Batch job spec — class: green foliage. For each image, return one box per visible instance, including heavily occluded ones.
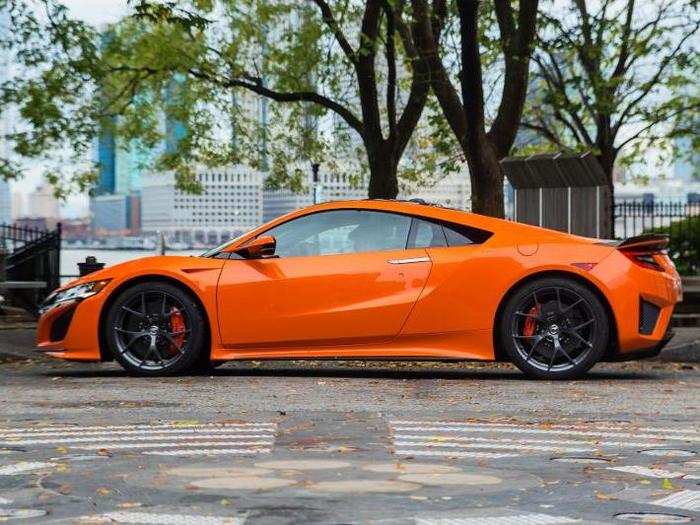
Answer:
[1,0,456,199]
[521,0,700,178]
[646,216,700,276]
[0,0,101,195]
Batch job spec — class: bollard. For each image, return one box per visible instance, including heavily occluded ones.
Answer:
[77,256,105,277]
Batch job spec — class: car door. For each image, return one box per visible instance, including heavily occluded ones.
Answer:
[217,209,432,348]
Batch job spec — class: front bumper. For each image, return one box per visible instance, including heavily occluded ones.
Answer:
[36,296,103,361]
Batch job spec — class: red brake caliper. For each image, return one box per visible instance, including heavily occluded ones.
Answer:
[167,307,186,355]
[523,305,540,337]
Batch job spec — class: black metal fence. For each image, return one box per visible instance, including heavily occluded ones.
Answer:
[613,201,700,239]
[614,201,699,275]
[1,223,62,306]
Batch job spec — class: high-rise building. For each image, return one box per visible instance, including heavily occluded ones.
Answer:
[262,165,367,222]
[26,183,60,227]
[399,169,471,210]
[95,122,117,195]
[262,164,472,222]
[141,165,264,245]
[90,193,140,236]
[0,179,10,225]
[10,190,23,220]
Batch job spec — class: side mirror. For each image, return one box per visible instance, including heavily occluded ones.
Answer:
[227,235,276,259]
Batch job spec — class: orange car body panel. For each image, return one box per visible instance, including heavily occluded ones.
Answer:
[36,199,682,363]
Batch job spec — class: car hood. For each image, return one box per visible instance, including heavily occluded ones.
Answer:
[58,255,223,291]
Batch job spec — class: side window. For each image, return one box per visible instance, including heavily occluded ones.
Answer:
[443,223,474,246]
[410,219,447,248]
[408,218,492,248]
[264,210,412,257]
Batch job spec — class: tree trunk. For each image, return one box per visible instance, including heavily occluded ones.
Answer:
[366,144,399,199]
[596,145,617,238]
[467,138,505,217]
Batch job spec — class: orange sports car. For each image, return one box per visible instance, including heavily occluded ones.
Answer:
[36,199,682,379]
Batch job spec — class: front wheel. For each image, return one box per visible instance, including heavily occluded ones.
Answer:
[499,277,609,380]
[103,282,207,376]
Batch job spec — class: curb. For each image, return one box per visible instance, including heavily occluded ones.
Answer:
[654,340,700,363]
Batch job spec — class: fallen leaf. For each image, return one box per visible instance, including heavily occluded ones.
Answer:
[595,491,617,501]
[117,502,142,509]
[661,478,676,490]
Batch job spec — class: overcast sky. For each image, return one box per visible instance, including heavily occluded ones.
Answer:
[10,1,130,218]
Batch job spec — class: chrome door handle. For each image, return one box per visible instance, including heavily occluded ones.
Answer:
[387,257,431,265]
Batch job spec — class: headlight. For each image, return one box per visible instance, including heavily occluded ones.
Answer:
[40,280,111,313]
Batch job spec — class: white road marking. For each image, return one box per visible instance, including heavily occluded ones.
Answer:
[394,440,595,453]
[78,511,245,524]
[74,440,274,451]
[0,461,56,475]
[393,449,519,459]
[0,422,274,435]
[393,433,659,449]
[0,433,274,446]
[415,513,580,524]
[0,497,12,505]
[0,421,277,457]
[144,448,272,456]
[390,424,700,443]
[0,427,273,439]
[390,420,698,461]
[393,420,699,436]
[652,490,700,511]
[607,465,693,478]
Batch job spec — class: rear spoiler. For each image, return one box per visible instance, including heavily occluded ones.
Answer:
[605,233,670,252]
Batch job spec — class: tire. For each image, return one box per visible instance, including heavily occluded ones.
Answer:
[103,281,207,377]
[498,277,609,380]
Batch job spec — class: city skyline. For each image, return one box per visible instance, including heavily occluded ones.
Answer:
[3,0,128,220]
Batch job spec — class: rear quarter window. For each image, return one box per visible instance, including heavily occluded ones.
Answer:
[409,218,492,248]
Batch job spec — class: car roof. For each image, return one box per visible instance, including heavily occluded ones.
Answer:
[223,198,581,252]
[298,199,509,231]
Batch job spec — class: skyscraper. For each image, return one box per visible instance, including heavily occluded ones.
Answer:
[95,121,117,195]
[0,179,10,225]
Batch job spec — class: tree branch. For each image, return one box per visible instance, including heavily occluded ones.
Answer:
[309,0,357,64]
[187,68,363,133]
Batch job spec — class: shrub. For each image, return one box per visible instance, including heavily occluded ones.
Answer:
[646,215,700,276]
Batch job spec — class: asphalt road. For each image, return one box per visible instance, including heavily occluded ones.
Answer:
[0,331,699,524]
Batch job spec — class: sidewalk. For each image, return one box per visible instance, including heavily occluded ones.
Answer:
[1,327,698,364]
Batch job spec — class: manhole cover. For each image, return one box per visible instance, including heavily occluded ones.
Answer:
[551,456,612,464]
[639,449,697,458]
[0,509,48,519]
[615,512,692,523]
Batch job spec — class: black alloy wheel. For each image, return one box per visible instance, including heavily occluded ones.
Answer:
[500,277,609,379]
[104,282,206,376]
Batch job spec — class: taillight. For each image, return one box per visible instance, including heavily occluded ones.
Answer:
[617,234,669,271]
[622,250,665,271]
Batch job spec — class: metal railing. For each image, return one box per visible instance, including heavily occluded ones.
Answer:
[613,201,700,239]
[1,223,62,311]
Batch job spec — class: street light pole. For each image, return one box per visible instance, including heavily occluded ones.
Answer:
[311,162,322,204]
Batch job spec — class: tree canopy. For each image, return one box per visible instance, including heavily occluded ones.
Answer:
[522,0,699,184]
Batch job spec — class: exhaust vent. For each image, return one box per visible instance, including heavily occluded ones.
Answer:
[639,299,660,336]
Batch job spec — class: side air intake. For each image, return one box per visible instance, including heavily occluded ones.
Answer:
[639,299,660,336]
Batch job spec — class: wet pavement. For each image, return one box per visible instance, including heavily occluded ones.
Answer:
[0,336,698,524]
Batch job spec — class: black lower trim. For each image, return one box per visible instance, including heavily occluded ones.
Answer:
[610,329,675,362]
[49,304,77,342]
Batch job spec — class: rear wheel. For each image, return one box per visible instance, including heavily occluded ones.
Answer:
[104,282,206,376]
[499,277,609,380]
